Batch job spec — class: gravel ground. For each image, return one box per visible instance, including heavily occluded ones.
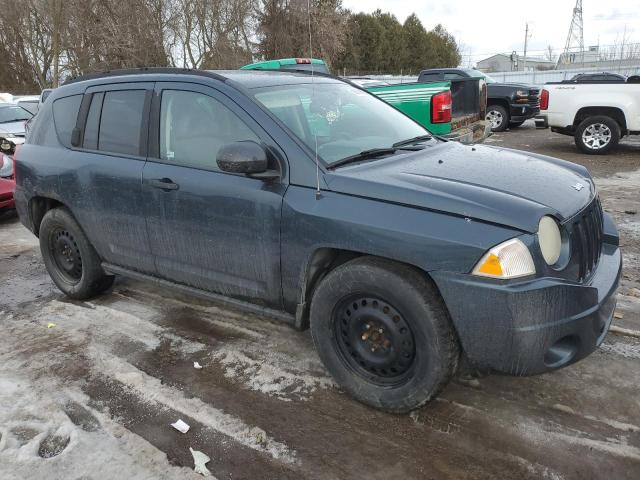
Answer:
[0,122,639,479]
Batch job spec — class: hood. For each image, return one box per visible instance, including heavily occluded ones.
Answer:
[324,142,594,233]
[0,121,27,136]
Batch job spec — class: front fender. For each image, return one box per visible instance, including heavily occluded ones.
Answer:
[280,186,520,312]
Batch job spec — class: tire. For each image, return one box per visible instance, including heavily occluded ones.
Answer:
[486,105,509,132]
[39,207,114,300]
[509,120,525,128]
[574,115,620,155]
[310,256,460,413]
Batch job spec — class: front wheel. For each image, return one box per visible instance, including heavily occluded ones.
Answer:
[574,115,620,155]
[486,105,509,132]
[39,207,114,300]
[310,257,460,413]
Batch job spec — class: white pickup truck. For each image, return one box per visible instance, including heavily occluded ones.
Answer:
[538,78,640,154]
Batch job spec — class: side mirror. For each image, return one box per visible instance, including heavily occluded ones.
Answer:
[217,141,269,174]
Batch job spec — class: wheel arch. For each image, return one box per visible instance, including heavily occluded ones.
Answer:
[29,196,65,236]
[573,107,627,133]
[295,248,444,331]
[487,98,510,111]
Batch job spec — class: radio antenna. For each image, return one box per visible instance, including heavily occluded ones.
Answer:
[307,0,321,199]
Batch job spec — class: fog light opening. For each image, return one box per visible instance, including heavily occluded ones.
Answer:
[544,336,579,368]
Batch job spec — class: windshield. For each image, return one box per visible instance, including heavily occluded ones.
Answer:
[0,105,33,123]
[253,82,429,165]
[464,69,496,83]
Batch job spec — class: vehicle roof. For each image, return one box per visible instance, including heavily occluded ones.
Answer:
[215,70,340,89]
[420,68,465,73]
[61,67,342,91]
[240,58,326,70]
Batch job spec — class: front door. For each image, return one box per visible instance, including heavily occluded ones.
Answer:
[142,82,286,307]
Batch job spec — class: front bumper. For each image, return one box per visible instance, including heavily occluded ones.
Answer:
[431,238,622,376]
[509,104,540,122]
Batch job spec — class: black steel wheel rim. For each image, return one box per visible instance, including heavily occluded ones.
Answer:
[49,228,83,283]
[333,295,416,386]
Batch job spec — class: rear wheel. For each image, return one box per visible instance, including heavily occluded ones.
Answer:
[310,257,460,413]
[574,115,620,155]
[486,105,509,132]
[39,207,114,299]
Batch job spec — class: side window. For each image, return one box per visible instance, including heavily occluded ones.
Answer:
[159,89,259,172]
[98,90,146,156]
[83,92,104,150]
[52,95,82,148]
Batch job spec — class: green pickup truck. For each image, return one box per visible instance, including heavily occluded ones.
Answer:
[241,59,490,144]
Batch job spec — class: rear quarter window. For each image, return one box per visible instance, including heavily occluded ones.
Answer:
[52,95,82,148]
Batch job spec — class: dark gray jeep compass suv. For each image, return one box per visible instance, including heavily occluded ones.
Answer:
[15,68,621,412]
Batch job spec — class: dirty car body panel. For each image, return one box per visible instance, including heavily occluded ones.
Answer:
[15,68,620,381]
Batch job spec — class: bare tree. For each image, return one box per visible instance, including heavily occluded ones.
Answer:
[257,0,346,66]
[545,45,556,63]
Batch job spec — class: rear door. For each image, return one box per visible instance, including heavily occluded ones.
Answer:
[142,82,287,307]
[71,82,156,273]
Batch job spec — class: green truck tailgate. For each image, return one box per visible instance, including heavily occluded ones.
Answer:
[366,82,451,135]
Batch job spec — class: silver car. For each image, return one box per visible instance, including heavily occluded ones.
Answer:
[0,103,33,153]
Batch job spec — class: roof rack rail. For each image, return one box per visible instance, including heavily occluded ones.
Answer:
[62,67,227,86]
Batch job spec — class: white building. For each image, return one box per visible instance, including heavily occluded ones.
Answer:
[476,54,556,73]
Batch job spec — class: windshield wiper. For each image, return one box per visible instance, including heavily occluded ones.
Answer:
[328,148,399,170]
[392,134,434,148]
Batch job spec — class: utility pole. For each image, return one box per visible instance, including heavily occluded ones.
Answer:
[522,23,529,72]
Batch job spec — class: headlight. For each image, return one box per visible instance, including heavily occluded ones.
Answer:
[538,216,562,265]
[472,238,535,279]
[0,153,13,177]
[515,90,528,97]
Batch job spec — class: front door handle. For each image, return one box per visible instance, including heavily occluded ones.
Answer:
[149,178,179,191]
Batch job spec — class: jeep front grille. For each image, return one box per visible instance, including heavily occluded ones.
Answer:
[568,197,604,281]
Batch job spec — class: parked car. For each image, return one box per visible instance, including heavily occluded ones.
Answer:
[15,68,621,412]
[538,80,640,154]
[0,103,32,155]
[14,95,41,115]
[40,88,53,104]
[564,72,627,84]
[418,68,541,132]
[0,154,16,217]
[363,75,490,144]
[241,57,330,74]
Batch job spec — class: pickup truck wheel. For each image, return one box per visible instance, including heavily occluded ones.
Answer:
[39,207,114,300]
[310,257,460,413]
[575,116,620,154]
[486,105,509,132]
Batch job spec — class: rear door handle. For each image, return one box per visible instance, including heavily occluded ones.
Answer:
[149,178,179,191]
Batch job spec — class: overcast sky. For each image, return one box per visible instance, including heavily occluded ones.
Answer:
[341,0,639,65]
